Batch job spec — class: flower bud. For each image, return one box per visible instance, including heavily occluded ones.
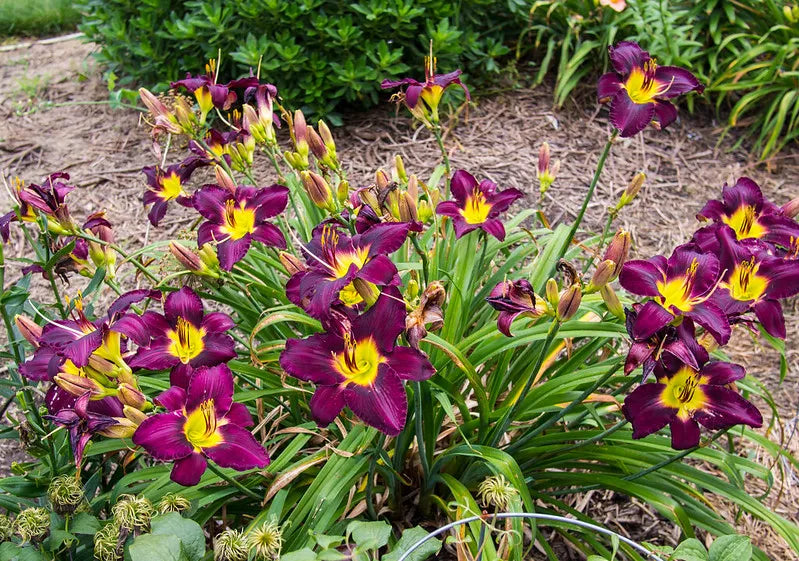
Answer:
[353,278,380,306]
[336,180,349,204]
[603,229,631,279]
[292,110,309,157]
[173,97,198,135]
[359,188,381,214]
[557,284,582,321]
[405,278,420,300]
[139,88,170,120]
[215,166,237,192]
[170,242,203,272]
[618,172,645,209]
[300,171,334,210]
[782,196,799,219]
[93,521,123,561]
[248,520,283,560]
[600,284,624,320]
[123,404,148,425]
[545,278,559,308]
[589,259,616,290]
[198,243,221,273]
[478,474,518,511]
[98,417,137,439]
[279,251,306,276]
[308,126,328,161]
[156,493,192,514]
[418,200,433,223]
[48,474,84,515]
[112,495,153,533]
[398,192,418,223]
[15,315,42,347]
[537,142,559,194]
[15,507,50,543]
[214,528,249,561]
[117,383,147,410]
[318,120,336,154]
[54,371,106,399]
[375,169,390,193]
[394,154,408,183]
[407,174,419,200]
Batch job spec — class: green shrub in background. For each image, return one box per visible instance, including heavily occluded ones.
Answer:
[77,0,524,122]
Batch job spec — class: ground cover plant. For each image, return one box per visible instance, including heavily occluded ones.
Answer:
[0,40,798,561]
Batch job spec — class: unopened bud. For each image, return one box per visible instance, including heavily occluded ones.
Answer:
[353,278,380,306]
[170,242,203,271]
[215,166,236,192]
[279,252,306,276]
[398,192,418,223]
[619,172,645,208]
[557,284,582,321]
[48,474,84,515]
[15,315,42,347]
[138,88,170,119]
[293,110,308,156]
[54,372,106,398]
[603,229,631,279]
[537,142,559,194]
[376,169,390,192]
[590,260,616,289]
[782,196,799,219]
[394,154,408,183]
[359,189,381,213]
[600,284,624,320]
[173,97,197,134]
[117,383,147,410]
[418,200,433,223]
[15,507,50,543]
[308,127,328,161]
[318,120,336,153]
[198,244,221,273]
[545,278,559,308]
[300,171,334,210]
[407,174,419,200]
[406,278,420,300]
[336,180,349,203]
[784,4,796,22]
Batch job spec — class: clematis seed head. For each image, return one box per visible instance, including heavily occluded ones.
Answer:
[156,493,192,514]
[112,494,153,533]
[248,520,283,560]
[0,514,12,541]
[93,521,123,561]
[214,528,249,561]
[48,474,84,515]
[15,507,50,543]
[478,474,517,511]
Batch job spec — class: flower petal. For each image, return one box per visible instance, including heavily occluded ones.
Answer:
[622,382,675,439]
[693,386,763,430]
[355,222,410,257]
[685,301,731,345]
[435,201,462,218]
[155,386,187,412]
[608,41,649,75]
[449,170,477,204]
[386,346,435,381]
[669,417,701,449]
[252,223,286,249]
[128,339,178,371]
[487,187,523,214]
[253,184,289,219]
[280,335,342,385]
[186,364,234,416]
[225,402,254,428]
[654,66,704,97]
[193,185,229,221]
[356,255,399,286]
[164,287,204,326]
[133,412,193,460]
[481,219,506,241]
[609,90,656,137]
[652,100,677,129]
[619,259,664,297]
[352,287,405,353]
[170,453,207,486]
[344,368,407,436]
[629,301,674,340]
[205,424,270,470]
[201,312,235,333]
[217,237,252,271]
[753,299,786,339]
[701,361,745,385]
[597,73,622,101]
[191,333,237,367]
[309,385,346,427]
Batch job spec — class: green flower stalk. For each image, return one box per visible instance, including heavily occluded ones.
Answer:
[15,507,50,543]
[248,520,283,560]
[214,528,249,561]
[93,521,123,561]
[111,495,153,533]
[156,493,192,514]
[48,474,84,515]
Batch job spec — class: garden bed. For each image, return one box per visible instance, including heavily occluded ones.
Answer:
[1,35,797,560]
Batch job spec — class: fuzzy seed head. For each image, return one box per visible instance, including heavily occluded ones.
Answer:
[214,528,249,561]
[156,493,192,514]
[248,520,283,560]
[478,475,517,511]
[48,474,84,515]
[111,494,153,532]
[93,521,123,561]
[15,507,50,543]
[0,514,12,541]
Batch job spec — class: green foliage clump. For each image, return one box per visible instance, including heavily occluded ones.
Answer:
[0,0,80,38]
[77,0,520,120]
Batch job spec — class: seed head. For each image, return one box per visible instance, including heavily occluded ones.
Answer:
[248,520,283,560]
[214,528,249,561]
[93,521,123,561]
[478,475,517,511]
[156,493,192,515]
[48,474,84,515]
[15,507,50,543]
[111,494,153,533]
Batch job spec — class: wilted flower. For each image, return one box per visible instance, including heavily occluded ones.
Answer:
[436,170,523,241]
[280,288,435,435]
[624,305,702,380]
[597,42,703,137]
[14,507,50,543]
[128,287,236,387]
[478,474,518,511]
[623,357,762,449]
[248,520,283,560]
[486,279,548,337]
[142,157,206,226]
[45,392,119,467]
[133,364,270,486]
[48,474,85,515]
[193,184,288,270]
[214,528,249,561]
[111,494,153,533]
[405,281,446,348]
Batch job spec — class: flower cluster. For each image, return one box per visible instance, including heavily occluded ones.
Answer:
[619,177,799,448]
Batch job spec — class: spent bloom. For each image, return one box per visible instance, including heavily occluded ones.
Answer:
[436,170,523,241]
[597,41,704,137]
[280,288,435,435]
[194,184,289,270]
[214,528,250,561]
[486,279,548,337]
[48,474,85,515]
[624,305,701,380]
[133,364,270,486]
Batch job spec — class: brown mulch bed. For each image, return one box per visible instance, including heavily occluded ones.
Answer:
[1,36,798,560]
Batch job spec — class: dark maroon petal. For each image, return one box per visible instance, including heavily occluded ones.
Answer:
[496,312,519,337]
[652,100,678,129]
[722,177,763,213]
[487,188,523,214]
[452,217,481,239]
[696,200,726,222]
[693,386,762,430]
[201,312,235,333]
[759,214,799,248]
[405,84,422,108]
[155,386,187,412]
[170,453,207,486]
[148,200,170,227]
[217,237,252,271]
[343,369,407,436]
[380,77,421,90]
[662,338,702,373]
[654,66,704,98]
[193,185,229,221]
[63,330,104,367]
[700,361,745,385]
[197,222,219,246]
[629,301,674,340]
[669,417,701,449]
[623,382,675,440]
[164,287,204,326]
[481,219,506,241]
[191,333,237,367]
[252,223,286,249]
[435,201,462,218]
[205,424,269,470]
[109,289,161,317]
[356,255,399,286]
[597,73,622,101]
[608,41,649,75]
[171,74,210,92]
[112,314,151,347]
[252,185,289,219]
[685,301,730,345]
[170,364,194,388]
[449,170,478,204]
[89,395,124,417]
[186,364,234,416]
[355,222,410,257]
[385,347,435,381]
[309,385,346,427]
[761,258,799,299]
[666,248,719,297]
[128,339,178,371]
[140,311,171,336]
[133,413,193,460]
[624,341,654,375]
[226,402,254,428]
[19,347,60,381]
[286,272,304,306]
[280,336,342,385]
[609,90,656,137]
[298,270,354,319]
[619,259,664,297]
[753,299,785,339]
[352,286,405,352]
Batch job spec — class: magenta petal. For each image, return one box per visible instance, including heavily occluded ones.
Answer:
[309,385,346,427]
[652,100,678,129]
[355,222,410,257]
[253,185,289,219]
[609,41,648,75]
[487,188,523,214]
[654,66,704,97]
[193,185,229,221]
[452,217,481,239]
[629,301,673,340]
[112,314,151,347]
[386,347,435,381]
[20,347,60,381]
[597,73,622,100]
[666,248,719,297]
[753,299,786,339]
[619,259,663,297]
[298,270,353,319]
[226,402,254,428]
[128,339,178,371]
[685,302,730,345]
[449,170,477,204]
[622,383,675,439]
[357,255,399,286]
[609,91,656,137]
[352,286,405,352]
[191,333,237,367]
[217,237,252,270]
[155,386,187,412]
[63,329,104,367]
[693,386,762,430]
[133,413,193,460]
[344,368,407,436]
[252,223,286,249]
[198,222,219,246]
[761,259,799,300]
[165,287,204,326]
[201,312,235,333]
[435,201,462,218]
[171,453,207,486]
[186,364,234,416]
[205,424,270,470]
[280,336,342,385]
[108,289,161,317]
[405,84,422,108]
[669,417,701,449]
[481,219,506,241]
[170,364,194,388]
[624,341,654,375]
[701,361,745,385]
[147,200,168,226]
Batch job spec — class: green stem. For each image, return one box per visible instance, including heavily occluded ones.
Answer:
[410,235,429,286]
[432,125,450,191]
[583,212,615,274]
[366,434,386,520]
[414,381,431,485]
[70,232,158,284]
[206,462,262,500]
[487,320,561,447]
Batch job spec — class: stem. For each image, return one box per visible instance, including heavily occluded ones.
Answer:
[366,434,386,520]
[582,212,615,274]
[410,235,429,286]
[432,125,450,191]
[487,321,561,447]
[0,244,23,364]
[414,382,431,485]
[206,462,262,500]
[70,232,158,284]
[559,129,618,264]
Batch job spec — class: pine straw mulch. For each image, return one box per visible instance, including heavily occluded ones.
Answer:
[1,36,798,560]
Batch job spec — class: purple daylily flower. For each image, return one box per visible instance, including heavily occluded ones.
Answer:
[133,364,270,486]
[127,287,236,387]
[280,287,435,436]
[597,41,704,137]
[193,184,288,271]
[436,170,523,241]
[619,245,731,344]
[486,279,547,337]
[622,358,762,450]
[142,156,207,226]
[381,61,470,122]
[171,72,260,112]
[286,222,410,319]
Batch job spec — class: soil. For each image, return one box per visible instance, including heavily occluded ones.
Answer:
[1,36,797,560]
